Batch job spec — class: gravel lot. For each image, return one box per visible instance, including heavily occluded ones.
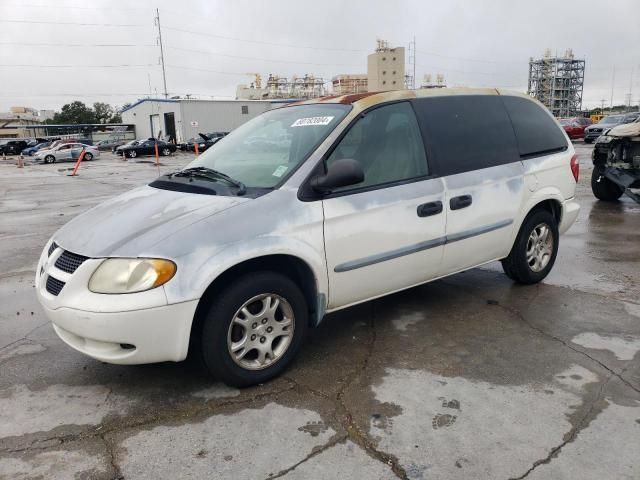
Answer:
[0,144,639,479]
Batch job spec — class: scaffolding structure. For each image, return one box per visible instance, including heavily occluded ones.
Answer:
[528,49,585,117]
[264,74,327,99]
[420,74,446,89]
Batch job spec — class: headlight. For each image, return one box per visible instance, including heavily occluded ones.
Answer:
[89,258,176,294]
[199,143,205,147]
[596,135,613,144]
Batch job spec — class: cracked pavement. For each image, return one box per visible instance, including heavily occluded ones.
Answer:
[1,145,639,479]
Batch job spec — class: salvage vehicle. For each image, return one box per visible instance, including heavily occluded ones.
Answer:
[591,118,640,203]
[22,140,54,156]
[95,139,126,151]
[187,132,228,152]
[584,113,639,143]
[0,139,29,155]
[35,89,579,386]
[118,138,176,158]
[34,143,99,164]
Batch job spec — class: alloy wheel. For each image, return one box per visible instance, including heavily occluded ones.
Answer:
[226,293,295,370]
[526,223,554,272]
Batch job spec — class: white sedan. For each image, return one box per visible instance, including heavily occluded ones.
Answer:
[34,143,99,164]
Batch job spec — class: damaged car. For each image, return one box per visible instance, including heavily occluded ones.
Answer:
[592,118,640,202]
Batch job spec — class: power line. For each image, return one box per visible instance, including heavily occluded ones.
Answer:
[0,41,155,48]
[2,2,147,10]
[0,19,144,27]
[162,25,367,53]
[165,45,358,68]
[416,49,524,65]
[0,64,156,68]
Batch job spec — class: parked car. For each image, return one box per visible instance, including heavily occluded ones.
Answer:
[95,139,126,151]
[0,140,29,155]
[34,143,99,164]
[35,89,579,387]
[186,132,228,152]
[583,113,638,143]
[558,117,592,139]
[118,138,176,158]
[22,140,54,156]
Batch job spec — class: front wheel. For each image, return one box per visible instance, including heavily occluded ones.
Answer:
[584,138,593,144]
[200,271,308,387]
[501,209,559,284]
[44,155,55,164]
[128,150,137,158]
[162,147,171,156]
[591,167,623,201]
[84,152,93,161]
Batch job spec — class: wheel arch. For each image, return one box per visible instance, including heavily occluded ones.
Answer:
[511,191,564,244]
[188,254,323,357]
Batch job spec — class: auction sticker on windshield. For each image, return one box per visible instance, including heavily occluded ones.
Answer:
[272,165,288,177]
[291,116,334,127]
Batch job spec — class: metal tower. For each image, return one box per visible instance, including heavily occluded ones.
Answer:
[527,49,585,117]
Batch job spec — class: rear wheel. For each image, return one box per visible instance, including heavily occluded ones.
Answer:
[199,271,308,387]
[591,167,623,201]
[501,209,558,284]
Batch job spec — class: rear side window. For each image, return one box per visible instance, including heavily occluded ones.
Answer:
[412,95,519,176]
[501,95,567,157]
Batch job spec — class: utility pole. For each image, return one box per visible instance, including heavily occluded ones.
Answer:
[155,8,168,99]
[609,65,615,111]
[406,36,416,90]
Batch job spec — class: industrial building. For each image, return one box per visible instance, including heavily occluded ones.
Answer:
[332,74,368,95]
[121,98,291,142]
[0,107,49,138]
[367,40,405,91]
[236,74,326,101]
[527,49,585,117]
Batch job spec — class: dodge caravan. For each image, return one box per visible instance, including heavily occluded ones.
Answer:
[35,89,580,386]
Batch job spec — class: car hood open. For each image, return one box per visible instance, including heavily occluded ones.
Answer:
[54,185,249,257]
[606,122,640,138]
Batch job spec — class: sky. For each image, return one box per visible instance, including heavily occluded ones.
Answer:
[0,0,639,112]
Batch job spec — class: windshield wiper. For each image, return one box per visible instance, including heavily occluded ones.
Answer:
[170,167,247,195]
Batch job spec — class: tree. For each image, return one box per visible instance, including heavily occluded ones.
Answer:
[51,101,97,124]
[93,102,114,124]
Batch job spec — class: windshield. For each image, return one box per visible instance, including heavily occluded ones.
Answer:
[186,104,350,188]
[559,119,572,126]
[599,115,623,124]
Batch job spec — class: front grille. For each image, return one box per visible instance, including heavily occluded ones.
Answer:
[55,250,88,274]
[590,129,602,133]
[46,276,65,296]
[48,242,57,256]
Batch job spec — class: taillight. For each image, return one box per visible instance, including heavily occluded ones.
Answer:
[570,154,579,182]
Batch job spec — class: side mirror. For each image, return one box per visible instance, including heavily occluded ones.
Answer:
[311,158,364,193]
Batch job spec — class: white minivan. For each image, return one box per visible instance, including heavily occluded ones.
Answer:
[36,89,580,386]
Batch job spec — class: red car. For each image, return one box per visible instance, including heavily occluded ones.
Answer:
[559,117,592,139]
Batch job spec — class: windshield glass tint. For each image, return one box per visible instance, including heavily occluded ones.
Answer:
[600,116,622,124]
[186,104,350,188]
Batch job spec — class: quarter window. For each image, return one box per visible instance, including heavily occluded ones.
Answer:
[413,95,519,176]
[501,95,567,157]
[326,102,428,192]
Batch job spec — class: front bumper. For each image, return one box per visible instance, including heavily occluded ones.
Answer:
[559,197,580,235]
[42,301,198,364]
[35,240,199,364]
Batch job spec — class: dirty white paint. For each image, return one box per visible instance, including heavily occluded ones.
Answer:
[191,384,240,401]
[118,403,335,480]
[0,384,128,438]
[0,448,109,480]
[391,312,425,332]
[571,332,640,361]
[370,368,585,480]
[528,401,640,480]
[623,302,640,319]
[0,341,46,363]
[553,364,600,392]
[281,440,395,479]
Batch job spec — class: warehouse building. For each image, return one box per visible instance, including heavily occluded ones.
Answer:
[121,98,292,143]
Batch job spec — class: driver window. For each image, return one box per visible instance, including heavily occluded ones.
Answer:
[326,102,428,192]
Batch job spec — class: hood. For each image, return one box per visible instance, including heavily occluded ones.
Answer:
[606,122,640,138]
[54,185,250,257]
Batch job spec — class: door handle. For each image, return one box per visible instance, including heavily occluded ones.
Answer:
[450,195,472,210]
[417,201,443,217]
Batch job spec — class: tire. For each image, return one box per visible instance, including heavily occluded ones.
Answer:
[584,138,593,144]
[84,152,93,161]
[591,167,623,201]
[128,150,137,158]
[44,155,55,164]
[200,271,308,387]
[162,147,171,156]
[501,209,559,284]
